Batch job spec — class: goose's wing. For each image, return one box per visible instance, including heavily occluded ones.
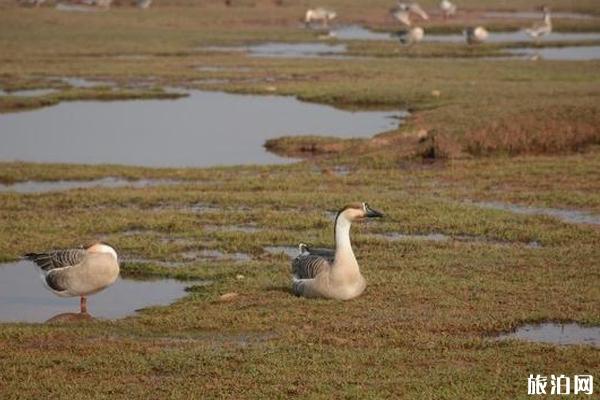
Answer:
[304,246,335,263]
[24,248,86,271]
[292,254,331,279]
[409,3,429,20]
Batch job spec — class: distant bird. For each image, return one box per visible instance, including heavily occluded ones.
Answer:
[291,202,383,300]
[390,2,429,27]
[305,7,337,29]
[399,26,425,44]
[525,6,552,42]
[464,26,489,44]
[84,0,111,7]
[19,0,46,6]
[136,0,152,9]
[24,242,120,314]
[440,0,456,18]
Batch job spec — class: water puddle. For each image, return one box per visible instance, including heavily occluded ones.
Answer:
[0,90,402,167]
[55,3,102,12]
[181,250,251,262]
[195,65,253,72]
[151,202,221,214]
[250,42,348,59]
[202,43,349,59]
[204,225,262,233]
[331,25,393,41]
[59,77,115,88]
[113,54,151,61]
[0,88,58,97]
[507,46,600,60]
[496,323,600,347]
[263,246,300,258]
[373,232,541,247]
[471,201,600,225]
[484,11,599,20]
[0,177,181,194]
[321,25,600,45]
[0,261,198,323]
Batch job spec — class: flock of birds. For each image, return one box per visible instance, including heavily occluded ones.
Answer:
[306,1,554,45]
[23,202,383,314]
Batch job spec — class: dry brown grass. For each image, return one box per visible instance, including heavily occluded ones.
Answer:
[465,105,600,156]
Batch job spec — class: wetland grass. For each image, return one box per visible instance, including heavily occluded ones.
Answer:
[0,1,598,398]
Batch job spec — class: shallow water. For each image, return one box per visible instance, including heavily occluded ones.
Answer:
[204,224,262,233]
[426,31,600,43]
[0,177,181,194]
[55,3,101,12]
[0,261,197,322]
[181,250,252,262]
[0,88,58,97]
[484,11,598,20]
[472,201,600,225]
[497,323,600,347]
[507,46,600,60]
[332,25,393,41]
[264,246,299,258]
[248,43,348,59]
[326,25,600,45]
[0,90,401,167]
[60,77,115,88]
[373,232,540,247]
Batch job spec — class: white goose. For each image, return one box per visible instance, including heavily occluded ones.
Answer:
[305,8,337,29]
[291,202,383,300]
[136,0,152,9]
[525,6,552,42]
[440,0,456,18]
[399,26,425,44]
[25,242,120,313]
[465,26,489,44]
[390,2,429,27]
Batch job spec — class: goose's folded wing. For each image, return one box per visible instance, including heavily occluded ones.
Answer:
[292,254,330,279]
[305,246,335,263]
[24,248,86,271]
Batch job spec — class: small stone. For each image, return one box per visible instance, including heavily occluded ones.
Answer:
[236,274,245,280]
[265,85,277,92]
[219,292,239,301]
[431,90,441,97]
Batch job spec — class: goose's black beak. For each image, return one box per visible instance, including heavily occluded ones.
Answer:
[365,203,384,218]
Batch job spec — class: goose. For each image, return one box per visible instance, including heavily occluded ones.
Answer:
[525,6,552,42]
[390,2,429,26]
[464,26,489,44]
[305,8,337,29]
[440,0,456,18]
[390,3,412,26]
[399,26,425,44]
[24,242,119,314]
[136,0,152,9]
[292,202,383,300]
[20,0,46,6]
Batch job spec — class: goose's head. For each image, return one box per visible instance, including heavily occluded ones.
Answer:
[337,202,384,222]
[86,242,118,261]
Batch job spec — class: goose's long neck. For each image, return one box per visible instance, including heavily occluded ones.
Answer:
[332,214,359,273]
[544,12,551,27]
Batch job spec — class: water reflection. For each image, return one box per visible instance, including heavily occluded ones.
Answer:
[0,261,199,323]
